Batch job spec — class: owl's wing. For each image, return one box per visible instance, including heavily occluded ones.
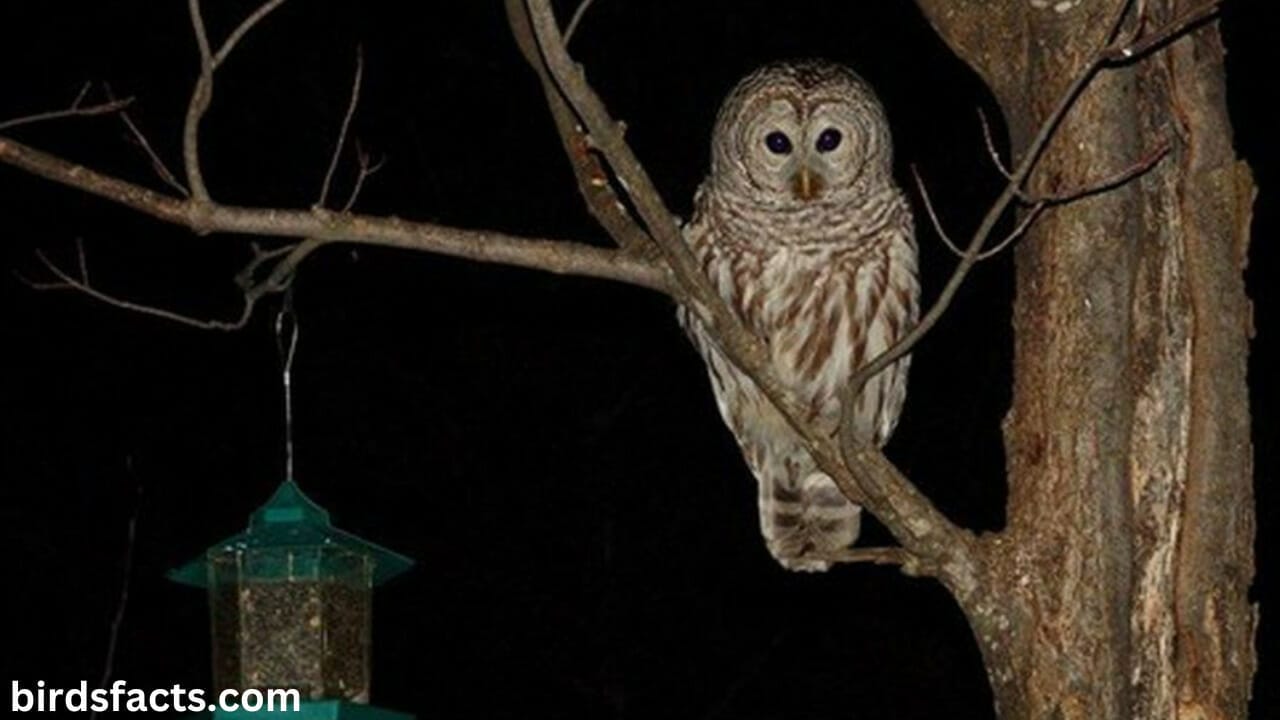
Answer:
[834,204,919,448]
[678,214,860,571]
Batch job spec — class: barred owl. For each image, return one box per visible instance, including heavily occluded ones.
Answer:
[679,61,918,571]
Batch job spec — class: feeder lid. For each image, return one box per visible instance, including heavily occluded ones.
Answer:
[168,479,413,588]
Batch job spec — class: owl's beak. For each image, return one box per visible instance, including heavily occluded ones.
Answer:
[791,166,824,202]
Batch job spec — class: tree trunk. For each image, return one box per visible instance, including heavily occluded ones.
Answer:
[914,1,1256,717]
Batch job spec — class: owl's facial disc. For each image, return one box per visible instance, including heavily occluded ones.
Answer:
[733,96,874,204]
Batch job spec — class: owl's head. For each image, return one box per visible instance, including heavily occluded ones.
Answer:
[709,61,893,205]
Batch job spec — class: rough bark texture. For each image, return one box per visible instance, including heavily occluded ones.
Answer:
[915,1,1256,718]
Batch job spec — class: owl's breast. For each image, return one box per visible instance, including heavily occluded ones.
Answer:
[683,186,917,428]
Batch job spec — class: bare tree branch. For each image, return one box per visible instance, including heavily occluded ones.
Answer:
[105,83,190,198]
[563,0,597,46]
[183,0,289,203]
[184,0,215,201]
[1100,0,1220,63]
[914,168,1043,262]
[505,0,653,255]
[524,0,816,430]
[23,230,327,332]
[24,246,255,330]
[212,0,288,68]
[71,81,93,108]
[19,102,368,336]
[0,137,668,292]
[0,90,132,133]
[1035,141,1171,206]
[978,108,1171,208]
[977,108,1015,183]
[231,41,370,318]
[911,166,965,259]
[341,143,384,213]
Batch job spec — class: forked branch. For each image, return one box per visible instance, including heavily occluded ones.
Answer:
[184,0,289,202]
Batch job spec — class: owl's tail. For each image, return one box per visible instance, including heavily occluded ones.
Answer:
[758,462,862,572]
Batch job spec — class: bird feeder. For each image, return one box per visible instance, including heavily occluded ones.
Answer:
[171,480,414,718]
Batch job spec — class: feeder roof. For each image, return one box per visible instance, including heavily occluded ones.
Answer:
[169,480,413,588]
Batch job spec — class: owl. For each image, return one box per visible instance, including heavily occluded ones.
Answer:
[679,61,919,572]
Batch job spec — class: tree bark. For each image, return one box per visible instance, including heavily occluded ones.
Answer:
[915,1,1256,717]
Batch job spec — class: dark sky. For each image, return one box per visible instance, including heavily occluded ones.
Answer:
[0,1,1272,719]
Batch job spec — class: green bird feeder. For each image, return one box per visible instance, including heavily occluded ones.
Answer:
[171,479,414,719]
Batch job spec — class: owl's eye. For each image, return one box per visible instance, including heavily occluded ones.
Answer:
[816,127,843,153]
[764,131,793,155]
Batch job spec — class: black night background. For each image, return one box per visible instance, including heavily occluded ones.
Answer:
[0,2,1273,718]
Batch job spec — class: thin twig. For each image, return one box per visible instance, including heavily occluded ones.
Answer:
[317,45,363,208]
[0,96,133,132]
[105,83,190,197]
[977,108,1014,182]
[120,116,189,196]
[919,137,1160,262]
[1101,0,1220,63]
[1030,140,1172,205]
[911,166,965,259]
[563,0,597,45]
[24,232,320,333]
[212,0,289,68]
[342,142,385,213]
[978,108,1169,207]
[71,81,93,109]
[28,248,254,330]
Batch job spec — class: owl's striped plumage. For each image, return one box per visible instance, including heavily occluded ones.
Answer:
[680,61,918,571]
